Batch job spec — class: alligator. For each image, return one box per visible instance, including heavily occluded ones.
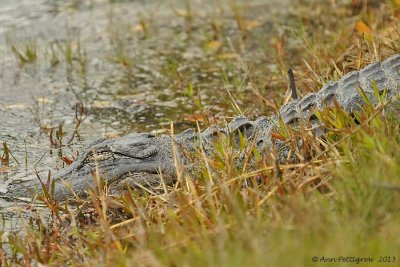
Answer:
[5,54,400,201]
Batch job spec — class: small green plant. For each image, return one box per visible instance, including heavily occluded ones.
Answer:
[29,96,52,130]
[10,41,37,66]
[1,142,10,165]
[1,142,19,165]
[49,43,60,67]
[59,40,87,79]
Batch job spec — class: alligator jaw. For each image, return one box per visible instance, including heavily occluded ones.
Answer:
[50,154,162,200]
[49,133,175,200]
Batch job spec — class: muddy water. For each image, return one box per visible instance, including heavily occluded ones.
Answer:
[0,0,295,229]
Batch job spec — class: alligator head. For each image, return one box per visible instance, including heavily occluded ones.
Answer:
[7,133,180,201]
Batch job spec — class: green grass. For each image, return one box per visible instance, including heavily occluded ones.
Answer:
[2,99,400,267]
[10,41,37,66]
[1,0,400,266]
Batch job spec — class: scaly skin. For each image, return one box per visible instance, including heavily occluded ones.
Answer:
[6,54,400,201]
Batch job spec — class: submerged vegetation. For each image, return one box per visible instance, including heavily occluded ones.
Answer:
[1,0,400,266]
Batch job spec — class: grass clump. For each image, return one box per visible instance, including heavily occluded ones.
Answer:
[10,41,37,67]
